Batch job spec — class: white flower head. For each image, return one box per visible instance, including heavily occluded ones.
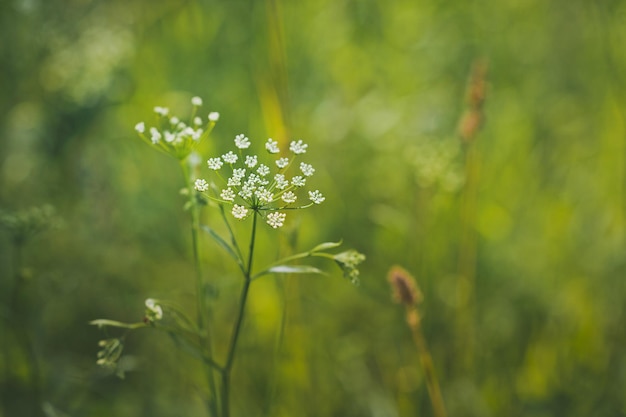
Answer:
[290,140,308,155]
[308,190,325,204]
[265,138,280,154]
[232,204,249,219]
[222,151,238,164]
[300,162,315,177]
[257,164,270,176]
[194,116,203,126]
[154,106,169,116]
[282,191,297,203]
[145,298,163,321]
[164,131,176,143]
[194,178,209,192]
[276,158,289,169]
[149,127,161,144]
[235,134,251,149]
[208,112,220,122]
[170,117,180,125]
[266,212,286,229]
[232,168,246,181]
[207,157,223,170]
[245,155,258,168]
[274,174,289,190]
[191,96,203,106]
[255,188,273,203]
[292,176,306,187]
[220,188,236,201]
[135,122,145,133]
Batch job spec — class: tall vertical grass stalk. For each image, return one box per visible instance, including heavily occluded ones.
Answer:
[388,266,447,417]
[91,97,365,416]
[181,159,219,416]
[387,266,447,417]
[456,59,488,372]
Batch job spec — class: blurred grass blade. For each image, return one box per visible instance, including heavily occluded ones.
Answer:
[89,319,146,329]
[309,240,343,253]
[253,264,325,280]
[201,224,243,267]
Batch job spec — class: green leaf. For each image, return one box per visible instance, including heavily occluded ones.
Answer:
[201,224,242,265]
[253,265,326,280]
[309,240,343,253]
[268,265,325,274]
[89,319,146,330]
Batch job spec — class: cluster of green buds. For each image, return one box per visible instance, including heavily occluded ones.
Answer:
[134,96,219,161]
[194,135,325,229]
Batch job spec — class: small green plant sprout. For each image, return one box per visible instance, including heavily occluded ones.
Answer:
[91,96,365,417]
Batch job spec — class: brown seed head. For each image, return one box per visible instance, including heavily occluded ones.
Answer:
[458,110,483,143]
[387,265,423,307]
[465,59,488,110]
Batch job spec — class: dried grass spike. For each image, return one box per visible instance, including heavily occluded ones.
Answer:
[387,265,423,306]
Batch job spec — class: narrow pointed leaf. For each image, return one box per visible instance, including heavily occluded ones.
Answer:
[253,265,326,281]
[310,240,343,253]
[201,224,241,264]
[89,319,146,330]
[268,265,324,274]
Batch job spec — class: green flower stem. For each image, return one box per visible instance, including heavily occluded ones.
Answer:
[180,160,219,417]
[221,210,258,417]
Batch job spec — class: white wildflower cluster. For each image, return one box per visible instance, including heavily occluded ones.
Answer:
[196,135,325,228]
[134,96,219,160]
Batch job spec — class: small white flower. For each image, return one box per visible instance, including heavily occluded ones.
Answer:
[170,117,180,125]
[290,140,308,155]
[246,173,262,185]
[265,138,280,154]
[308,190,325,204]
[292,176,306,187]
[194,178,209,192]
[239,185,254,199]
[208,112,220,122]
[154,106,169,116]
[192,129,203,141]
[228,176,242,187]
[276,158,289,169]
[208,157,223,170]
[274,174,289,190]
[300,162,315,177]
[255,188,273,203]
[164,131,176,143]
[191,96,203,106]
[232,168,246,181]
[257,164,270,176]
[194,116,203,126]
[149,127,161,144]
[135,122,145,133]
[245,155,258,168]
[220,188,235,201]
[222,151,238,164]
[232,205,249,219]
[145,298,163,320]
[282,191,297,203]
[235,134,251,149]
[266,212,286,229]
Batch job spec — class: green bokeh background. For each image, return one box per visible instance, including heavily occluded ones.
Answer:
[2,0,626,416]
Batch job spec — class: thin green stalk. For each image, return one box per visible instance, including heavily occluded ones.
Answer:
[180,160,219,417]
[221,210,258,417]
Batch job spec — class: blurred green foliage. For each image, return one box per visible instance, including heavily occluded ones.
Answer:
[2,0,626,416]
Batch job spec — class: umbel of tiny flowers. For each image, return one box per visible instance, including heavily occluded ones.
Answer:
[195,135,326,229]
[134,96,219,161]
